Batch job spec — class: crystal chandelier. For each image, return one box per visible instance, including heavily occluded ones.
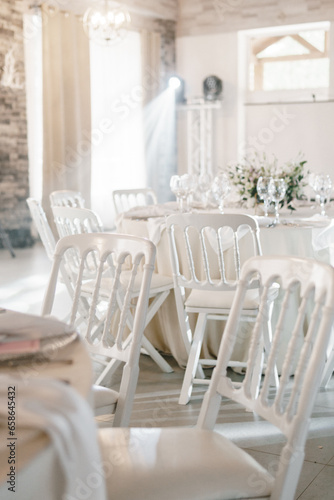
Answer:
[83,1,131,46]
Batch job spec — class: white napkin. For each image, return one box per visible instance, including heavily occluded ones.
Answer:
[312,218,334,262]
[146,217,167,245]
[0,310,74,341]
[0,375,106,500]
[121,203,177,220]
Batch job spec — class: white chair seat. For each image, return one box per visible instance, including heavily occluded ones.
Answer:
[82,273,173,297]
[185,283,279,310]
[92,385,118,416]
[185,288,259,310]
[121,272,174,294]
[99,427,274,500]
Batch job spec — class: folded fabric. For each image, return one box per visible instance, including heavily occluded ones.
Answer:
[0,339,40,354]
[0,309,74,341]
[122,203,177,220]
[146,217,166,245]
[312,218,334,258]
[0,375,106,500]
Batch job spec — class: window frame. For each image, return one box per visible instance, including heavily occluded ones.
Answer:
[243,21,331,104]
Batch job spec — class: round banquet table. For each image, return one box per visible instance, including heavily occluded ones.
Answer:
[0,310,94,500]
[115,202,334,368]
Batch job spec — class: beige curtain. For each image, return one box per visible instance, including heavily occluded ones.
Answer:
[140,29,161,106]
[42,6,91,218]
[141,28,177,202]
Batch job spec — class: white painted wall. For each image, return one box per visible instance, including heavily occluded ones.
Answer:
[176,22,334,181]
[244,101,334,175]
[176,32,239,174]
[242,21,334,179]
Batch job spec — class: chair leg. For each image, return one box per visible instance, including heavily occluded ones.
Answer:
[173,286,192,352]
[179,313,207,405]
[141,335,174,373]
[126,301,174,374]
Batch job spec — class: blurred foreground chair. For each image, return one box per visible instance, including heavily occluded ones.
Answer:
[99,255,334,500]
[50,189,86,208]
[112,188,158,215]
[42,233,155,427]
[166,213,277,404]
[50,205,174,377]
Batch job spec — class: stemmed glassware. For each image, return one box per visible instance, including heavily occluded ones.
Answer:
[196,172,213,207]
[170,174,195,212]
[312,173,332,216]
[256,176,272,217]
[268,178,287,223]
[211,173,231,213]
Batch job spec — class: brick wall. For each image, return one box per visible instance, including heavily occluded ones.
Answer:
[178,0,334,36]
[0,0,32,248]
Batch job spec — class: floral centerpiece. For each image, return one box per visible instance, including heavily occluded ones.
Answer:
[225,153,308,211]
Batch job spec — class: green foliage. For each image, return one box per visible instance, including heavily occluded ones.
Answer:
[226,153,308,210]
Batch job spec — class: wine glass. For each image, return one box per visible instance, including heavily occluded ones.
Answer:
[268,178,287,223]
[170,175,185,211]
[256,176,272,217]
[170,174,194,212]
[312,174,332,216]
[181,173,196,211]
[211,173,231,213]
[196,172,213,207]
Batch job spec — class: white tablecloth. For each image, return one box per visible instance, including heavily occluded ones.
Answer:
[116,204,334,367]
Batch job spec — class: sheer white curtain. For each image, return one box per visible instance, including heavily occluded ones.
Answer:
[24,11,43,201]
[90,31,145,229]
[42,6,91,222]
[141,29,176,203]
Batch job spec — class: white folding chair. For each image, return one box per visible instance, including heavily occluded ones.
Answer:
[26,197,57,261]
[166,212,277,404]
[98,255,334,500]
[42,232,156,427]
[26,198,87,318]
[51,206,104,238]
[112,188,158,215]
[49,189,86,208]
[50,205,174,377]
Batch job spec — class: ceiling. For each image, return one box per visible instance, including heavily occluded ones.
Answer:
[22,0,177,20]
